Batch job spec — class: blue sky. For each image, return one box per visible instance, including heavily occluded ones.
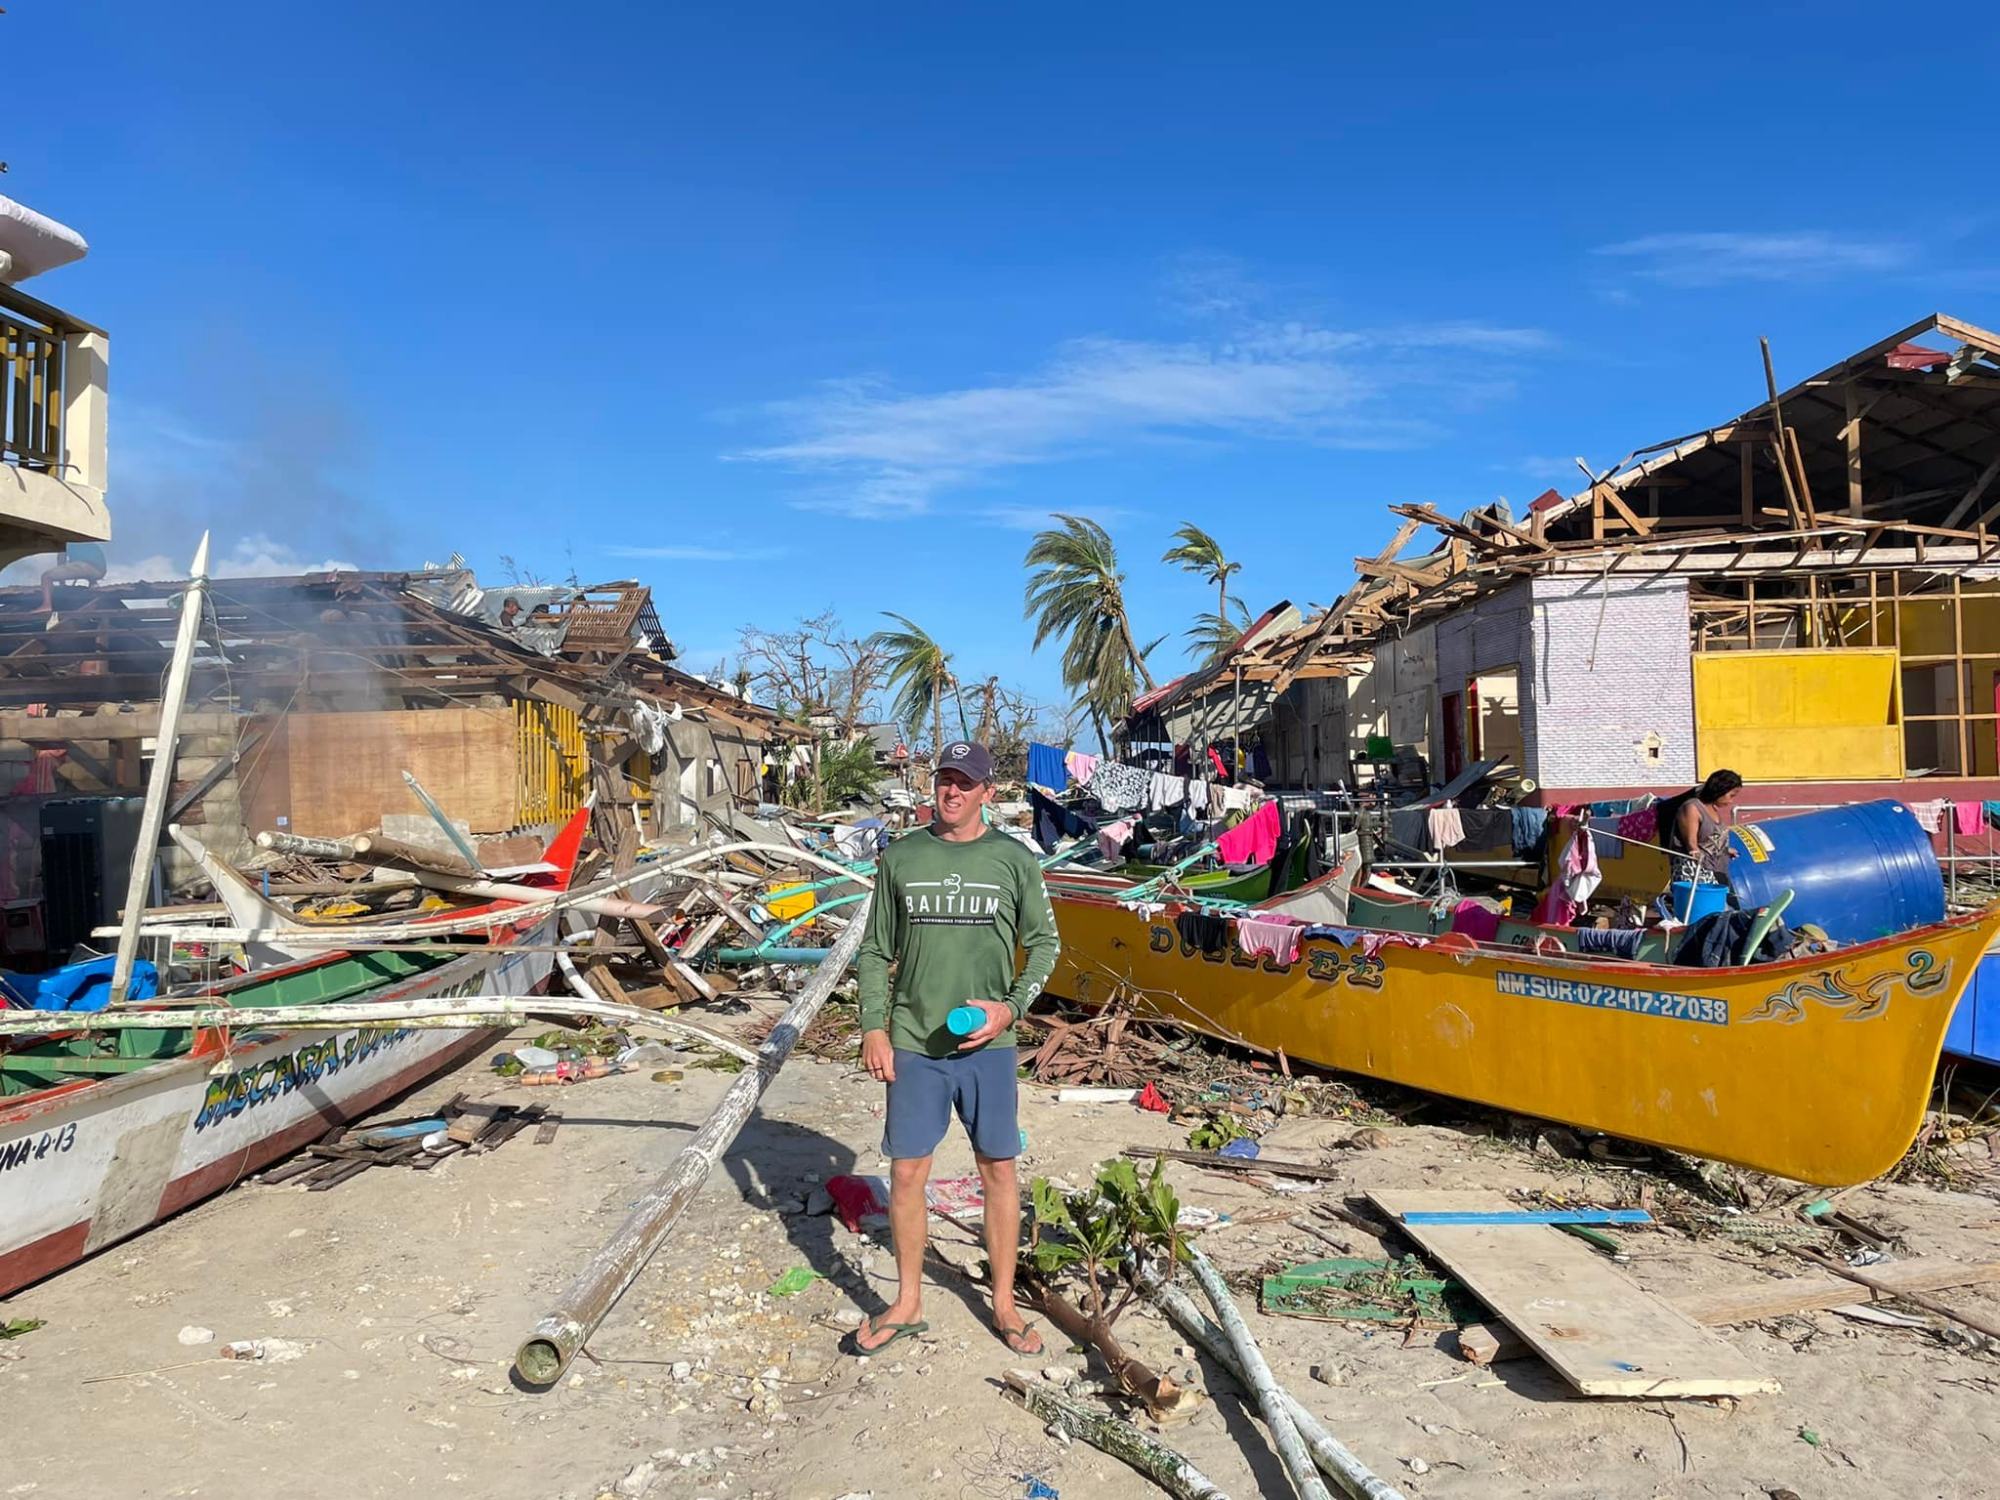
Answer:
[10,2,1999,719]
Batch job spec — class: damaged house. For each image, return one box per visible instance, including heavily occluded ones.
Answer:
[0,566,786,964]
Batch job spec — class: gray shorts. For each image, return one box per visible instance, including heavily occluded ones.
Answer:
[882,1046,1019,1161]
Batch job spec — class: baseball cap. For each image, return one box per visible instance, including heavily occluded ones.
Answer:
[935,740,995,783]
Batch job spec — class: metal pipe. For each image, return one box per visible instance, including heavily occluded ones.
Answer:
[512,901,871,1386]
[110,534,210,1006]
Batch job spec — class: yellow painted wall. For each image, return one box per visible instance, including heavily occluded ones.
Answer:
[1694,648,1900,781]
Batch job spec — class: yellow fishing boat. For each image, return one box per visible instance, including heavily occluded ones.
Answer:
[1042,886,2000,1185]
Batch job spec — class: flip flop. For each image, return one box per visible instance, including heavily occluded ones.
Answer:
[847,1317,928,1356]
[994,1319,1044,1356]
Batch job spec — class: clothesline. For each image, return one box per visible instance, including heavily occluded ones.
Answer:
[1027,740,1265,819]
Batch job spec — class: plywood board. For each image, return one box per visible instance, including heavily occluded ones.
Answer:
[1457,1257,2000,1364]
[270,709,516,837]
[1371,1189,1780,1397]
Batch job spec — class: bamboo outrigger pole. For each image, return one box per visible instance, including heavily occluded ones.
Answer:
[109,533,210,1008]
[512,899,872,1387]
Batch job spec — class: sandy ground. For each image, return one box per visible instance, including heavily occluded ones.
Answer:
[8,1015,2000,1500]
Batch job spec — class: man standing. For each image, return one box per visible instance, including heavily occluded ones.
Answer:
[851,739,1061,1356]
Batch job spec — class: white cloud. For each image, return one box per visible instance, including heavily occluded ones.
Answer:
[973,505,1138,532]
[606,544,784,562]
[1592,231,1911,287]
[101,534,359,583]
[734,316,1548,518]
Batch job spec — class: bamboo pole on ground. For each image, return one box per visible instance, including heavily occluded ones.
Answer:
[512,903,870,1386]
[1187,1247,1335,1500]
[109,533,210,1006]
[1001,1373,1233,1500]
[1140,1267,1405,1500]
[0,992,739,1041]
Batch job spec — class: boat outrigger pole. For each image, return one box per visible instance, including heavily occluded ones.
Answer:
[108,532,211,1007]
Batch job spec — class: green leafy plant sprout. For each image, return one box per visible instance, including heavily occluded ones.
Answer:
[1027,1157,1188,1336]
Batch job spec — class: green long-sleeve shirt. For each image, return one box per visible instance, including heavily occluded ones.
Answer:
[856,827,1062,1057]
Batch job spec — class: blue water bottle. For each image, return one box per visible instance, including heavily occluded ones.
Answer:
[946,1005,986,1036]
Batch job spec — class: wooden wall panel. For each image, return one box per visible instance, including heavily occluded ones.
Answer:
[258,709,517,836]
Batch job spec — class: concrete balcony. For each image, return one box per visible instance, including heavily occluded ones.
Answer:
[1,280,110,571]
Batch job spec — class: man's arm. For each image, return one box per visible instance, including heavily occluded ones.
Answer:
[856,859,898,1036]
[1002,856,1062,1020]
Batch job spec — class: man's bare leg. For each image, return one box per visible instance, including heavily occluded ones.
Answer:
[857,1153,932,1351]
[977,1152,1041,1352]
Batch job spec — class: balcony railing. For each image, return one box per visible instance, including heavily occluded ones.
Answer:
[2,281,97,475]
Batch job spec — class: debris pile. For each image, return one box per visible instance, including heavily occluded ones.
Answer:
[256,1094,557,1189]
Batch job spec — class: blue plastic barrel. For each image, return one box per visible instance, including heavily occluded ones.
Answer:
[1726,800,1944,944]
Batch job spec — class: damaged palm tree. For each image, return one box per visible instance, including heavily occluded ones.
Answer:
[1023,1156,1197,1417]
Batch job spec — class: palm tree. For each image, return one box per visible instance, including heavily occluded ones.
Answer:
[869,613,957,756]
[1024,516,1157,733]
[1186,598,1253,664]
[1163,523,1243,663]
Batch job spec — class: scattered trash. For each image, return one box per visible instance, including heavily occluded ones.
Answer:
[177,1325,215,1346]
[1054,1088,1139,1104]
[767,1267,823,1298]
[1023,1480,1060,1499]
[1217,1137,1260,1160]
[823,1173,986,1231]
[220,1340,264,1360]
[1186,1113,1251,1152]
[0,1318,45,1341]
[1798,1426,1822,1448]
[1135,1082,1171,1114]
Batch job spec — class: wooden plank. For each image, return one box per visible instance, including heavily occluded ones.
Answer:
[1844,384,1864,516]
[1371,1190,1779,1398]
[1678,1256,2000,1325]
[1459,1257,2000,1363]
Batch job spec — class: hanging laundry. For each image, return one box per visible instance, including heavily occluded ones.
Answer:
[1457,807,1513,852]
[1359,932,1428,958]
[1090,760,1150,813]
[1096,818,1136,862]
[1426,805,1466,850]
[1910,799,1948,834]
[1175,909,1232,959]
[1065,750,1099,787]
[1954,799,1985,836]
[1250,743,1272,780]
[1986,800,2000,828]
[1587,816,1625,860]
[1027,742,1068,792]
[1616,803,1658,843]
[1300,924,1363,946]
[1234,914,1303,965]
[1029,788,1089,852]
[1388,807,1430,855]
[1509,805,1547,861]
[1449,900,1503,943]
[1173,744,1193,777]
[1533,821,1601,926]
[1147,771,1188,811]
[1215,801,1281,866]
[1186,780,1209,815]
[1217,785,1256,813]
